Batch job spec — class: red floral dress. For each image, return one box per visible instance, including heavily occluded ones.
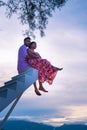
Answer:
[28,58,58,84]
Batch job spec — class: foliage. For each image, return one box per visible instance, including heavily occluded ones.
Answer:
[0,0,67,38]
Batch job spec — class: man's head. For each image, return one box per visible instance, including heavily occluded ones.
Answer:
[24,37,31,46]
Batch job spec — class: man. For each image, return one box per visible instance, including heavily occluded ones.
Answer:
[17,37,31,74]
[17,37,42,96]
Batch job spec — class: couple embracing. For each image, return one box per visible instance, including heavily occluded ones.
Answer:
[17,37,63,96]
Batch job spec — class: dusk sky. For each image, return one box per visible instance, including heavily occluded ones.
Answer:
[0,0,87,127]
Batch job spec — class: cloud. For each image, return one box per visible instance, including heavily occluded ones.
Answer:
[2,105,87,126]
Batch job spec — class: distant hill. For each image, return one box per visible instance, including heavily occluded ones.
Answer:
[56,124,87,130]
[2,120,53,130]
[1,120,87,130]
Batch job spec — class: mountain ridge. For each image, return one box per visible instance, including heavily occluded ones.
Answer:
[1,119,87,130]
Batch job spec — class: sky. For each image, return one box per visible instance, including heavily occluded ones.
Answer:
[0,0,87,127]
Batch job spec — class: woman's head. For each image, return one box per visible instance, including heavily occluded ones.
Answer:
[29,41,37,49]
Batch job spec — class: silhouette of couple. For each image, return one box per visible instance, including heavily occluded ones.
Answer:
[17,37,63,96]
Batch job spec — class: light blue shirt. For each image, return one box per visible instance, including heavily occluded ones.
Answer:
[17,44,30,74]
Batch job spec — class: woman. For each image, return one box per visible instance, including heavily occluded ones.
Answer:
[26,41,63,95]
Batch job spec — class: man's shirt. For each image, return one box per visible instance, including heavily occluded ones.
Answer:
[17,44,30,74]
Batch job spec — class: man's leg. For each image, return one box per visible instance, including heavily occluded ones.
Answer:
[38,80,48,92]
[33,82,41,96]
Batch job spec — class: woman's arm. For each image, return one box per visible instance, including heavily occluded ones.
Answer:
[26,48,41,59]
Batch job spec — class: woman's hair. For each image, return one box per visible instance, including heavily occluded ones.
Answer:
[29,41,36,48]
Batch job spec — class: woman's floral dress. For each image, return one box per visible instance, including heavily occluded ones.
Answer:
[28,58,58,84]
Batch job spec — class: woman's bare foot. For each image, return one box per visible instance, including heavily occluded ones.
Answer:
[35,89,41,96]
[56,67,63,71]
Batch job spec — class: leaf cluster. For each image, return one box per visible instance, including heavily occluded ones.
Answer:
[0,0,67,38]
